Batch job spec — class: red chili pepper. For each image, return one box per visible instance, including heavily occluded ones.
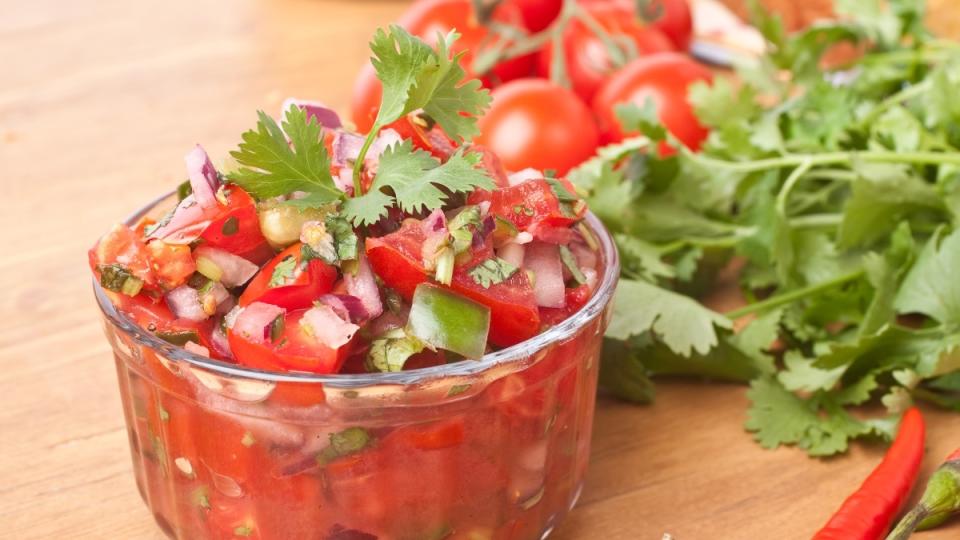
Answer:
[886,445,960,539]
[812,407,926,540]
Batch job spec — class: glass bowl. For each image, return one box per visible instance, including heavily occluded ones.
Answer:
[94,192,619,540]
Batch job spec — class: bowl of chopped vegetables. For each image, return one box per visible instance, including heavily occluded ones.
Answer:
[90,25,619,540]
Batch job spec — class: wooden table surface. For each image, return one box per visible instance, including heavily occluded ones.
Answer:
[4,1,960,538]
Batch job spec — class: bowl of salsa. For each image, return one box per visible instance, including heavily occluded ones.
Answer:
[89,25,619,539]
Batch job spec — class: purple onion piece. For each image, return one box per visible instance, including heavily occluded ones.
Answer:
[184,145,221,209]
[282,98,342,129]
[317,294,369,324]
[332,131,365,167]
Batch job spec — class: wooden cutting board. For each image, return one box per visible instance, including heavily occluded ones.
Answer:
[2,1,959,538]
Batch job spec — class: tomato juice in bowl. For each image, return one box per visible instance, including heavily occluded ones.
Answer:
[94,192,618,540]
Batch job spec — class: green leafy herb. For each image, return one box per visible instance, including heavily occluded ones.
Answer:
[366,328,426,372]
[268,256,297,288]
[343,141,494,226]
[576,1,960,457]
[154,329,202,346]
[318,427,373,464]
[228,105,340,203]
[98,264,143,296]
[559,245,587,285]
[467,257,519,289]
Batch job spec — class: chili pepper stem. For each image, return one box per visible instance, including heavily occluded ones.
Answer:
[886,507,930,540]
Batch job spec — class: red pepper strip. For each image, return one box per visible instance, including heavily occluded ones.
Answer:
[813,407,926,540]
[886,446,960,539]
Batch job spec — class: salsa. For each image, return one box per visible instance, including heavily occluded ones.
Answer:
[92,25,614,540]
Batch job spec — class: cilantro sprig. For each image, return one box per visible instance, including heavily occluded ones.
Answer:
[575,0,960,457]
[226,25,493,228]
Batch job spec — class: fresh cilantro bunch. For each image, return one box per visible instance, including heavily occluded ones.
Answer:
[227,25,493,227]
[573,0,960,457]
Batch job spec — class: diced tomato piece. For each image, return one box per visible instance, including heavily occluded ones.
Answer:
[366,220,540,347]
[228,309,353,374]
[387,418,466,450]
[90,223,157,288]
[386,115,457,159]
[146,240,196,290]
[470,144,511,189]
[239,243,338,310]
[200,187,270,260]
[468,178,583,231]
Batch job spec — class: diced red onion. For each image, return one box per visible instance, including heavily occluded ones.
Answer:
[317,294,369,323]
[366,310,407,337]
[345,253,383,319]
[531,223,577,245]
[524,242,566,308]
[194,246,259,287]
[334,167,354,195]
[184,340,210,357]
[301,304,359,349]
[497,243,526,269]
[281,98,342,129]
[569,241,598,273]
[332,131,365,167]
[472,215,496,248]
[233,302,285,344]
[210,326,233,359]
[184,145,221,209]
[166,285,208,322]
[147,195,212,245]
[508,168,543,187]
[368,128,402,160]
[421,209,448,235]
[202,280,231,308]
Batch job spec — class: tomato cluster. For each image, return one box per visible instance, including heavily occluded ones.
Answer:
[351,0,711,174]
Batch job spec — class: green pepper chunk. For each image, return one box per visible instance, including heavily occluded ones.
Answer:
[406,283,491,359]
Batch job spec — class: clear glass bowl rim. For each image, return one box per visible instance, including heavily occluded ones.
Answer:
[94,190,620,388]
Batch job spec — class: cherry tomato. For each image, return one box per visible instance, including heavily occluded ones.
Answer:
[507,0,563,31]
[476,79,599,175]
[592,53,712,150]
[468,178,585,232]
[350,0,534,133]
[365,219,540,347]
[229,309,353,374]
[582,0,693,50]
[538,2,674,102]
[239,243,338,310]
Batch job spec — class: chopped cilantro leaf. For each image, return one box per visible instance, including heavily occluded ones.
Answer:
[366,328,425,372]
[468,257,519,289]
[318,427,373,464]
[559,245,587,285]
[268,256,297,288]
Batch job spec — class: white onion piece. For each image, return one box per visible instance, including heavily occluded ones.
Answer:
[515,231,533,245]
[583,267,599,290]
[497,242,526,269]
[569,242,598,273]
[184,145,221,209]
[281,98,342,129]
[147,195,211,245]
[233,302,285,344]
[302,304,359,349]
[507,168,543,186]
[166,285,208,321]
[524,242,566,308]
[346,253,383,319]
[193,246,259,287]
[184,340,210,357]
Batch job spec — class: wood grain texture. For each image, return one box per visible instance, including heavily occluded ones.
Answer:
[1,1,959,538]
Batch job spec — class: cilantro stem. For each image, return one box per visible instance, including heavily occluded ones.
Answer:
[685,149,960,173]
[352,130,378,196]
[788,213,843,229]
[775,159,814,216]
[859,79,931,127]
[725,270,865,319]
[572,3,628,68]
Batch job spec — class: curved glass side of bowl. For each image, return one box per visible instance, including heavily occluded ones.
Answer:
[95,192,619,540]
